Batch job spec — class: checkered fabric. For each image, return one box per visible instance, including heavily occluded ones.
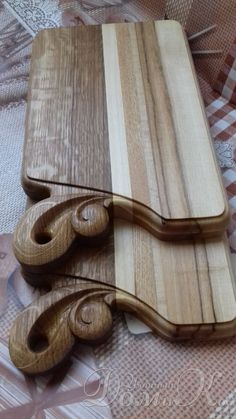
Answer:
[206,94,236,141]
[214,38,236,105]
[204,41,236,253]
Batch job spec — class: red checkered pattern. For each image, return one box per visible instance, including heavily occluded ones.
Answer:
[214,38,236,105]
[215,39,236,105]
[205,63,236,251]
[206,94,236,141]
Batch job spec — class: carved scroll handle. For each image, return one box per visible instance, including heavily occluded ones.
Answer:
[10,282,163,374]
[9,281,232,375]
[13,193,226,269]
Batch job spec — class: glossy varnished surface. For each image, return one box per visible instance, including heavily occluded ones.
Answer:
[25,21,227,221]
[13,193,236,326]
[21,21,235,327]
[9,22,236,375]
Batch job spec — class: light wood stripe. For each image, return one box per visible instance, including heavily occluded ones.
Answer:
[115,23,161,214]
[154,21,225,218]
[102,24,135,295]
[136,21,189,218]
[204,238,236,321]
[114,23,158,304]
[102,24,131,197]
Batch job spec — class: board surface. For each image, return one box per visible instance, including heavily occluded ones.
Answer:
[13,192,236,327]
[21,21,235,328]
[10,22,236,373]
[25,21,227,222]
[9,21,236,374]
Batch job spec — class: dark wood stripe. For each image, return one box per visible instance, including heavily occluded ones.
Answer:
[26,27,115,286]
[27,26,112,193]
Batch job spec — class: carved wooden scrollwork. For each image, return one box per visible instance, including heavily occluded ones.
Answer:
[9,279,236,375]
[9,282,115,374]
[7,281,189,374]
[9,192,232,375]
[13,193,226,272]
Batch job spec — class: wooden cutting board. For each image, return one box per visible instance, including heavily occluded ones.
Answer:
[24,21,227,222]
[9,21,236,375]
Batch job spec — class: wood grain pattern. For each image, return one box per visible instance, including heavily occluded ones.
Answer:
[18,21,235,326]
[9,21,236,374]
[25,21,228,223]
[12,193,236,327]
[26,25,112,192]
[9,277,236,375]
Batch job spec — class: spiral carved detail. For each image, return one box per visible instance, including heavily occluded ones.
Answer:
[13,193,226,272]
[9,284,116,374]
[9,280,234,375]
[10,282,162,374]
